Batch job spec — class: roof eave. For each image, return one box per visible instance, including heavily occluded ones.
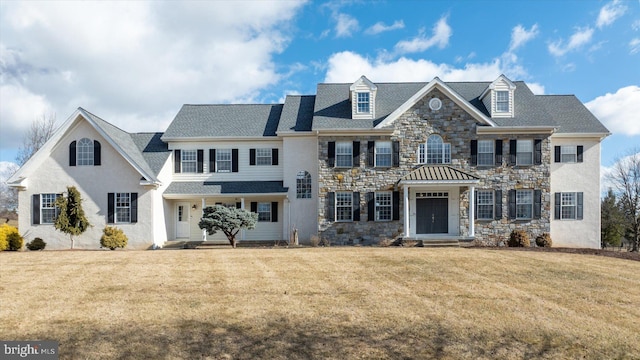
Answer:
[399,179,480,186]
[161,135,280,142]
[551,132,611,140]
[476,126,557,135]
[315,128,394,135]
[163,192,289,199]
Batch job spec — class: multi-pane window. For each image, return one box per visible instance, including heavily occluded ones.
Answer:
[375,192,392,221]
[561,192,577,219]
[496,91,509,113]
[425,135,451,164]
[357,92,370,113]
[116,193,131,223]
[516,190,533,219]
[77,138,94,166]
[296,171,312,199]
[41,194,59,224]
[216,149,232,172]
[256,148,272,165]
[516,140,533,166]
[561,146,577,163]
[335,142,353,167]
[476,190,494,220]
[181,150,197,173]
[375,141,392,167]
[336,192,353,222]
[257,202,271,222]
[478,140,494,166]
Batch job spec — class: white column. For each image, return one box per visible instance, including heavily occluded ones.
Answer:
[201,198,206,241]
[469,185,475,237]
[240,197,246,240]
[403,186,410,238]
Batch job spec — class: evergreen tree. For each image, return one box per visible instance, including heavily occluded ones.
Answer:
[198,205,257,248]
[55,186,91,249]
[601,189,623,248]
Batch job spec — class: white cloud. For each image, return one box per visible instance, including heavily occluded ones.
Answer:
[586,86,640,136]
[509,24,539,52]
[527,83,546,95]
[630,38,640,54]
[548,27,594,56]
[365,20,404,35]
[0,84,54,149]
[596,0,627,29]
[334,13,359,38]
[393,16,451,55]
[633,19,640,31]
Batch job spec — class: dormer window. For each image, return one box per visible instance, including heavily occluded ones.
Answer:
[495,91,509,113]
[357,92,370,113]
[480,75,516,118]
[350,75,377,119]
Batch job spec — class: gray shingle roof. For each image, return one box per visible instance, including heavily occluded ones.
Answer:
[163,104,283,139]
[164,181,288,196]
[277,95,315,132]
[131,132,170,176]
[537,95,610,133]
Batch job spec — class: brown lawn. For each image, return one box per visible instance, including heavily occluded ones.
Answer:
[1,248,639,359]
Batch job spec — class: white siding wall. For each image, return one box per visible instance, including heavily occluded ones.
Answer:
[490,80,514,118]
[550,137,601,248]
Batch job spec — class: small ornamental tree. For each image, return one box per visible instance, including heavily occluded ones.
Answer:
[55,186,91,249]
[198,205,258,248]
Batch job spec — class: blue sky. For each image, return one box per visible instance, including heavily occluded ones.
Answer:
[1,0,638,177]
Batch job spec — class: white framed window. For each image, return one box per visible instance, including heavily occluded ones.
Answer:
[216,149,232,172]
[336,192,353,222]
[516,140,533,166]
[335,142,353,168]
[516,190,533,220]
[425,135,451,164]
[181,150,197,173]
[478,140,494,166]
[257,202,271,222]
[116,193,131,223]
[296,171,312,199]
[561,146,577,163]
[41,194,59,224]
[561,192,577,219]
[476,190,494,220]
[375,141,392,167]
[357,92,370,113]
[77,138,94,166]
[496,91,509,113]
[256,148,272,165]
[375,192,392,221]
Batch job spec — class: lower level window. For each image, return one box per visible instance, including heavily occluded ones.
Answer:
[375,192,392,221]
[116,193,131,223]
[516,190,533,219]
[561,192,576,219]
[41,194,59,224]
[336,192,353,222]
[476,190,494,220]
[257,202,271,222]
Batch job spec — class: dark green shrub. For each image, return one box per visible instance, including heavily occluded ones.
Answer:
[535,233,553,247]
[26,238,47,251]
[508,230,530,247]
[7,232,24,251]
[100,226,128,250]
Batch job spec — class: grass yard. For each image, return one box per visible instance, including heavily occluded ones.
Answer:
[1,248,639,359]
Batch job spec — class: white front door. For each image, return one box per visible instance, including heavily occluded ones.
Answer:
[176,203,190,239]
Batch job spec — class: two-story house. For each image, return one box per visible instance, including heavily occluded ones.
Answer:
[8,75,609,249]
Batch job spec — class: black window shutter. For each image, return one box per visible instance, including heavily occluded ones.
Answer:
[209,149,216,172]
[328,142,335,167]
[367,141,375,167]
[495,140,503,165]
[577,192,584,220]
[174,150,181,173]
[353,141,360,167]
[554,193,561,219]
[534,190,542,219]
[577,146,584,163]
[367,192,375,221]
[474,190,478,219]
[272,149,279,165]
[534,139,542,165]
[470,140,478,166]
[353,192,360,221]
[250,149,256,165]
[197,150,204,173]
[94,141,101,166]
[392,141,400,167]
[554,146,561,163]
[232,149,239,172]
[32,194,40,225]
[271,202,278,222]
[494,190,502,220]
[509,140,517,166]
[326,192,335,221]
[69,141,77,166]
[108,193,115,224]
[508,189,516,219]
[250,202,257,213]
[236,202,241,209]
[393,191,400,221]
[130,193,138,223]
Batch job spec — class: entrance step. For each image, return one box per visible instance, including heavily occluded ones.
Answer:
[400,238,461,248]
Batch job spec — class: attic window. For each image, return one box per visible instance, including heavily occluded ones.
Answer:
[357,92,370,113]
[495,91,509,112]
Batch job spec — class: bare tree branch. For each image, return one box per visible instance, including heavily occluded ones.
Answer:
[15,113,58,166]
[606,149,640,252]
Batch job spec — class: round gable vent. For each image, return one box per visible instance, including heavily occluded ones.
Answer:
[429,98,442,111]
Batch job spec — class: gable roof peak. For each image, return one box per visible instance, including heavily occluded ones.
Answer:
[349,75,377,91]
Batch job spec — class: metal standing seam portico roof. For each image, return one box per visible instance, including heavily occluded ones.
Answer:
[399,165,480,184]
